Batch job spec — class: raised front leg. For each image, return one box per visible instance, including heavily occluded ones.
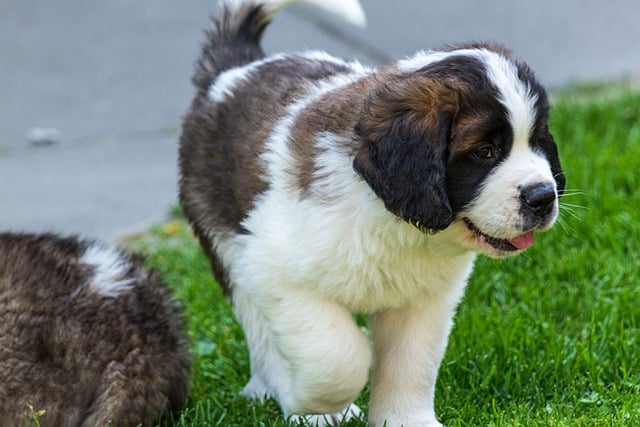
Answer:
[242,285,372,422]
[368,289,465,427]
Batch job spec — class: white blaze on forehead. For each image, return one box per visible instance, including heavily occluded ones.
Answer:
[474,50,538,147]
[81,243,135,297]
[397,48,538,148]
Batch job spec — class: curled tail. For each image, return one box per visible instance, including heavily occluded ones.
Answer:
[192,0,366,93]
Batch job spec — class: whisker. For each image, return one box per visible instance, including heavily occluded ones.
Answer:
[556,218,574,235]
[559,206,584,223]
[560,202,588,210]
[560,209,582,222]
[560,191,586,197]
[557,205,582,230]
[558,184,588,214]
[559,187,586,195]
[559,203,586,213]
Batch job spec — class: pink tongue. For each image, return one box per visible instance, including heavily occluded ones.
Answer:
[508,231,535,249]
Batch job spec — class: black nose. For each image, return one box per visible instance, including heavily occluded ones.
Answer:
[521,182,556,216]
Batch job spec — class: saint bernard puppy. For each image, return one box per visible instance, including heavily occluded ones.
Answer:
[0,233,190,426]
[179,0,565,425]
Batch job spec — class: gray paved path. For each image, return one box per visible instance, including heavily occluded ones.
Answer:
[1,0,639,241]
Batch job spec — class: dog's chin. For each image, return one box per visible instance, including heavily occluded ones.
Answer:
[462,218,533,259]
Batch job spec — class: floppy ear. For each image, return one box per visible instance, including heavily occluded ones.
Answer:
[354,103,453,233]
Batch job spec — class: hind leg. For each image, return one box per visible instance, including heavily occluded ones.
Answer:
[231,286,371,424]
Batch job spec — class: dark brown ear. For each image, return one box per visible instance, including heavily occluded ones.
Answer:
[354,102,453,233]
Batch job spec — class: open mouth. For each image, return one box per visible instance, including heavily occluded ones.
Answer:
[463,218,535,252]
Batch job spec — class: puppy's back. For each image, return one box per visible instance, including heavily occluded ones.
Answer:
[0,233,190,427]
[179,1,369,293]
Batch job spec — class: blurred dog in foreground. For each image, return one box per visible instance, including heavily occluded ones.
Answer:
[0,232,190,427]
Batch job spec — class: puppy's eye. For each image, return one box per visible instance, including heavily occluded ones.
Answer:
[473,145,497,160]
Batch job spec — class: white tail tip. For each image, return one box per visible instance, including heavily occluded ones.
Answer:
[261,0,367,27]
[310,0,367,27]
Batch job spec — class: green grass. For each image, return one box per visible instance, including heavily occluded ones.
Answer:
[125,89,640,426]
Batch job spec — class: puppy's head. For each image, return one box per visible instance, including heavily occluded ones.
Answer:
[354,44,565,258]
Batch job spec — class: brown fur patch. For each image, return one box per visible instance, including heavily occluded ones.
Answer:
[450,113,496,153]
[289,78,370,195]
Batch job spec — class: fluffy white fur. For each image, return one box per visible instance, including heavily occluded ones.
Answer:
[80,243,134,297]
[221,0,365,26]
[261,0,365,27]
[462,144,557,246]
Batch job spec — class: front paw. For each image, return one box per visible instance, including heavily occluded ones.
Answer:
[288,403,363,426]
[241,375,272,402]
[372,421,443,427]
[369,413,443,427]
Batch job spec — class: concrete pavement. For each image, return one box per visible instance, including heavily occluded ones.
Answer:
[1,0,639,241]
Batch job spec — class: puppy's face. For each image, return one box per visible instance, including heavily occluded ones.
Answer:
[355,46,565,258]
